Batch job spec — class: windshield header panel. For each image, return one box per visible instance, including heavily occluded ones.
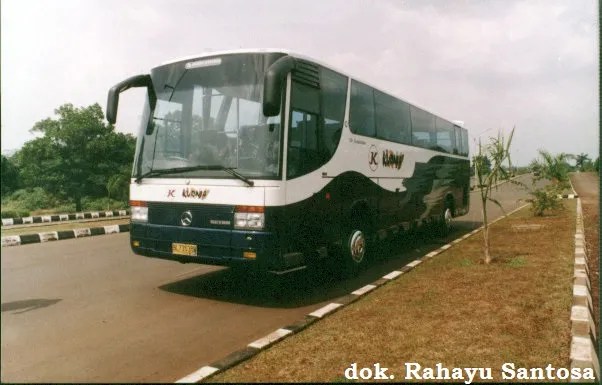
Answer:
[149,52,286,104]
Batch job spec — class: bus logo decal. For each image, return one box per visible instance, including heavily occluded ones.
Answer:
[369,145,379,171]
[182,187,209,199]
[382,150,405,170]
[180,211,193,226]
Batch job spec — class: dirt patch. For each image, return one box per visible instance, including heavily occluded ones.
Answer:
[511,224,544,232]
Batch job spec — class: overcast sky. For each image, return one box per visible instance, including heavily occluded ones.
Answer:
[1,0,598,166]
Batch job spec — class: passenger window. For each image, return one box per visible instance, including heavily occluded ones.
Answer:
[321,68,347,157]
[461,129,469,156]
[410,106,436,149]
[435,117,454,153]
[453,126,463,155]
[350,80,376,137]
[375,90,411,144]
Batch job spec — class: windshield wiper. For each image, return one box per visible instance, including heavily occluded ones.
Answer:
[219,167,254,187]
[136,165,254,187]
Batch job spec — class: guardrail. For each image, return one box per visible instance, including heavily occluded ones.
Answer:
[1,210,129,226]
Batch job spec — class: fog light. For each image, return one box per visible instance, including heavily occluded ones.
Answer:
[132,240,140,247]
[243,251,256,259]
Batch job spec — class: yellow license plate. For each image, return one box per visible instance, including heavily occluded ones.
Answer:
[172,243,197,256]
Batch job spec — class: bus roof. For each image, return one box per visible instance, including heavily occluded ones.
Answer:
[160,48,293,66]
[160,49,465,130]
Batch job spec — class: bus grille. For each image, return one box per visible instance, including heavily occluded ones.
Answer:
[147,202,234,229]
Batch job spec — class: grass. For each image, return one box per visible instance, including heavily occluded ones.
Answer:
[1,218,130,237]
[210,201,576,383]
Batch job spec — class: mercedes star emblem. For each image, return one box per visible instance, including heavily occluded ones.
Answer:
[180,210,193,226]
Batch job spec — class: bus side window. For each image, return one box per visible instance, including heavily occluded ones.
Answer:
[320,68,347,157]
[350,80,376,138]
[374,90,411,145]
[287,67,347,179]
[288,109,319,178]
[435,117,454,154]
[410,106,436,150]
[453,126,463,155]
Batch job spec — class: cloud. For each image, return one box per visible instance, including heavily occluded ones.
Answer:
[1,0,597,165]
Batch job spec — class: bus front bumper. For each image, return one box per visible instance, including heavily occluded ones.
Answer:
[129,223,305,273]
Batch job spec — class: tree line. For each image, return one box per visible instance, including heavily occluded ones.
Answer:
[471,151,599,176]
[1,103,135,215]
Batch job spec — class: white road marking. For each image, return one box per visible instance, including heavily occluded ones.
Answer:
[175,366,219,383]
[309,303,343,318]
[351,284,376,296]
[248,328,292,349]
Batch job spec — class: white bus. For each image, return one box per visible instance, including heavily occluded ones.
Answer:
[107,49,470,275]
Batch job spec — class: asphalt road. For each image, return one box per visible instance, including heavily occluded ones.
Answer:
[1,174,537,382]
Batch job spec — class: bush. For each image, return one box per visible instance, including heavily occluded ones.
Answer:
[81,197,129,211]
[526,186,564,216]
[7,187,60,211]
[30,203,76,216]
[1,187,75,216]
[1,209,31,219]
[0,187,129,216]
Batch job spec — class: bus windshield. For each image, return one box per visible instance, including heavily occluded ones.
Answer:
[134,54,282,180]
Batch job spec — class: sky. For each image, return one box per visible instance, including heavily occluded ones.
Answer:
[1,0,599,166]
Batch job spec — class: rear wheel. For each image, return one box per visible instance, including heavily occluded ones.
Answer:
[438,199,455,236]
[341,225,368,277]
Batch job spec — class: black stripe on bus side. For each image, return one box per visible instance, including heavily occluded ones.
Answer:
[268,155,469,259]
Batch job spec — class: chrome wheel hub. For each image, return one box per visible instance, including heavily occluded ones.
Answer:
[349,230,366,263]
[444,208,453,228]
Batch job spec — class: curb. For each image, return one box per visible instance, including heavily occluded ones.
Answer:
[1,224,130,247]
[569,198,600,380]
[558,194,579,199]
[177,204,529,383]
[1,210,129,226]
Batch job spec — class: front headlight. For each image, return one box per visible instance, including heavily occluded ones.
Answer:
[131,205,148,222]
[234,212,264,230]
[234,205,265,230]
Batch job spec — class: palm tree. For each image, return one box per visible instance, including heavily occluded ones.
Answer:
[475,127,515,264]
[574,153,590,172]
[533,150,571,188]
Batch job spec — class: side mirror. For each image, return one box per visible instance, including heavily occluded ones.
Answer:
[263,56,296,117]
[106,74,156,124]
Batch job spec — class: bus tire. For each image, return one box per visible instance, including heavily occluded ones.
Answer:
[341,225,367,276]
[439,198,454,236]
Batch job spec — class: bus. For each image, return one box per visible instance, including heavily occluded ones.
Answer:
[106,49,470,275]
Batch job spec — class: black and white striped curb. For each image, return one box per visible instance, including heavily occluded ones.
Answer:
[1,210,129,226]
[569,198,600,380]
[176,205,529,383]
[558,193,579,199]
[1,224,130,247]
